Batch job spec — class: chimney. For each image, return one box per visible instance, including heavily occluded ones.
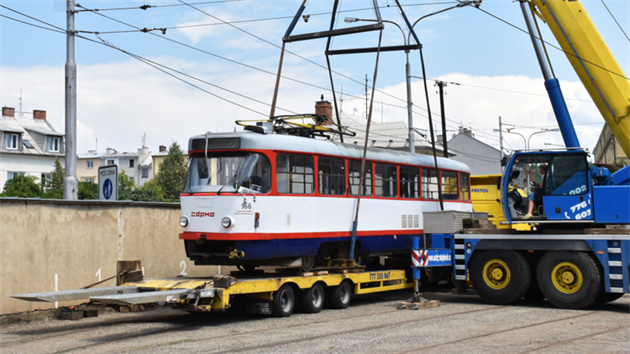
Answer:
[315,95,333,126]
[33,110,46,120]
[159,145,167,152]
[2,107,15,117]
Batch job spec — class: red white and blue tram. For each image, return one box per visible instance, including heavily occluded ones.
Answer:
[179,128,472,271]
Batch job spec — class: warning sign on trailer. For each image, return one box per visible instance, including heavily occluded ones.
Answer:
[99,165,118,201]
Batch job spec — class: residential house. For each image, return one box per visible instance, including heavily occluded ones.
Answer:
[447,127,501,175]
[152,145,168,178]
[100,146,153,188]
[0,107,65,189]
[76,150,104,183]
[593,124,628,166]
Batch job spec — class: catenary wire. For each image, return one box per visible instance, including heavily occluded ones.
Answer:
[600,0,630,42]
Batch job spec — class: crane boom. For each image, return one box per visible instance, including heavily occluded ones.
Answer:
[529,0,630,157]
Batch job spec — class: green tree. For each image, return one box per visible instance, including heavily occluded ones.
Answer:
[78,181,98,200]
[1,175,42,198]
[118,170,136,200]
[51,157,64,189]
[155,142,187,201]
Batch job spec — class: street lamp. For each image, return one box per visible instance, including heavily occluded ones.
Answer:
[528,128,560,149]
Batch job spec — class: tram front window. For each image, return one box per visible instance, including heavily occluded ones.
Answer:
[184,153,271,194]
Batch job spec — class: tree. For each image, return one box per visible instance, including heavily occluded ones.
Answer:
[1,175,42,198]
[118,170,136,200]
[155,142,187,201]
[78,181,98,200]
[51,157,64,189]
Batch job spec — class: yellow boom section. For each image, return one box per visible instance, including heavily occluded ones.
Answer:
[531,0,630,156]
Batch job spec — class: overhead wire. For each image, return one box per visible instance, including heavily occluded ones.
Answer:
[600,0,630,43]
[475,6,630,81]
[0,6,291,117]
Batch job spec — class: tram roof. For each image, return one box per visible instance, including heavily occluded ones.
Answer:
[188,131,470,172]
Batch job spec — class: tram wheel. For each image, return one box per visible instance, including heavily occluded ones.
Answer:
[328,280,352,309]
[300,256,316,272]
[469,250,530,305]
[537,251,602,309]
[272,284,295,317]
[301,283,325,313]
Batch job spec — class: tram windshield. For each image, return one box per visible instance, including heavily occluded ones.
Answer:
[184,153,271,194]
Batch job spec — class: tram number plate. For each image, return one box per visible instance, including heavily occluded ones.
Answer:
[369,271,391,281]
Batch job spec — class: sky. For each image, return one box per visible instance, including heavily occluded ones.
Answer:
[1,0,629,158]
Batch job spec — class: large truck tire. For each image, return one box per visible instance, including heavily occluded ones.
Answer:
[537,251,602,309]
[272,284,296,317]
[469,250,531,305]
[328,280,352,309]
[301,282,325,313]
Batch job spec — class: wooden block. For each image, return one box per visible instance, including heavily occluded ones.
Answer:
[584,228,630,235]
[59,309,84,320]
[83,309,98,318]
[213,275,237,288]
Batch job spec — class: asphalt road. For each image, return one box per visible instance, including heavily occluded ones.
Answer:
[1,290,628,354]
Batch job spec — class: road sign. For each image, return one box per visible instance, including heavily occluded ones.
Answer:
[99,165,118,201]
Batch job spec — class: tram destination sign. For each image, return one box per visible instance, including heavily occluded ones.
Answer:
[98,165,118,201]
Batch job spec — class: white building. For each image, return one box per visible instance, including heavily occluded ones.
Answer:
[0,107,65,189]
[100,146,153,188]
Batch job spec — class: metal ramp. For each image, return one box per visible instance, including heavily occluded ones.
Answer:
[91,288,216,306]
[10,286,138,302]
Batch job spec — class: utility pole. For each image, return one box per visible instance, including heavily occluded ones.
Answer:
[436,80,448,157]
[365,74,368,119]
[498,116,504,160]
[405,52,415,153]
[64,0,78,200]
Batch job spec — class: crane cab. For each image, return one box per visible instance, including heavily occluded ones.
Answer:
[502,150,595,225]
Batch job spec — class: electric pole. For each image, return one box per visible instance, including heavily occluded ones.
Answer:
[436,80,448,157]
[64,0,78,200]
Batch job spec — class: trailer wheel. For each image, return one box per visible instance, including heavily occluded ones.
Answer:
[272,284,295,317]
[301,283,325,313]
[469,250,530,305]
[537,251,601,309]
[328,280,352,309]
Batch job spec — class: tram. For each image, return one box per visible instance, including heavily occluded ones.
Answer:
[178,118,472,271]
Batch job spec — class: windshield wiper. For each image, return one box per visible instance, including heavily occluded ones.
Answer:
[217,173,238,195]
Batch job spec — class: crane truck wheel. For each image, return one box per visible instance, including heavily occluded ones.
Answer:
[272,284,296,317]
[328,280,352,309]
[301,282,325,313]
[469,250,531,305]
[537,251,602,309]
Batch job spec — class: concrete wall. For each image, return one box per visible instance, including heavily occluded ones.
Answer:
[0,198,220,315]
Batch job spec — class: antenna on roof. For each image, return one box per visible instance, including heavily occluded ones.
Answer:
[18,89,24,118]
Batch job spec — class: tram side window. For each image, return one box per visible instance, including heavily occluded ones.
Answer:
[348,160,373,196]
[318,157,345,195]
[421,168,439,200]
[375,163,397,198]
[442,170,459,200]
[459,173,470,201]
[276,154,314,194]
[400,166,419,199]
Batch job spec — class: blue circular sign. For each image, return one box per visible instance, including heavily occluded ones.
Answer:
[103,179,113,200]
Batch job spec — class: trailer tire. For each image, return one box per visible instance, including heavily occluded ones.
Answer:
[537,251,602,309]
[302,282,325,313]
[469,250,530,305]
[272,284,295,317]
[328,280,352,309]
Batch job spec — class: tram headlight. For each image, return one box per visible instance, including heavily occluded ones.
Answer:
[179,216,189,227]
[222,216,235,228]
